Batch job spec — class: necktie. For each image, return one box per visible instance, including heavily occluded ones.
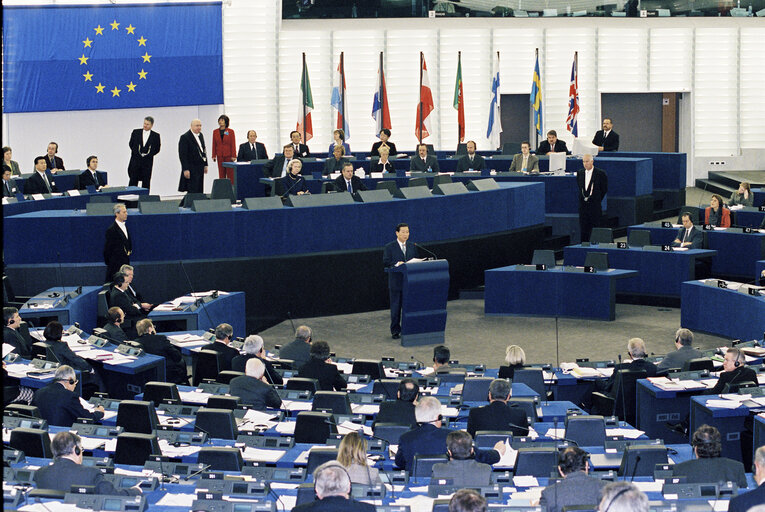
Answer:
[93,172,99,186]
[347,180,352,193]
[49,157,55,168]
[252,144,258,159]
[682,229,688,243]
[4,181,10,196]
[523,156,527,170]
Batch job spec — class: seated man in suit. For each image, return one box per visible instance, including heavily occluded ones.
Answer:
[596,338,657,396]
[508,142,540,173]
[539,447,606,512]
[467,378,529,438]
[395,396,503,471]
[598,482,648,512]
[204,323,240,372]
[109,272,146,336]
[332,162,367,193]
[263,144,294,178]
[24,156,58,195]
[279,325,312,370]
[103,307,128,344]
[708,347,757,395]
[410,143,440,172]
[78,155,104,190]
[289,130,311,158]
[672,425,747,488]
[432,345,465,375]
[672,212,704,249]
[297,340,347,391]
[455,141,485,172]
[431,430,493,487]
[2,167,19,197]
[323,145,349,176]
[232,334,282,385]
[292,461,375,512]
[228,358,282,410]
[3,307,32,359]
[32,365,105,427]
[43,322,103,398]
[135,319,188,384]
[45,142,65,172]
[537,130,570,155]
[450,489,487,512]
[118,264,153,314]
[727,445,765,512]
[657,328,702,371]
[237,130,268,161]
[374,377,419,428]
[592,118,620,152]
[35,432,140,495]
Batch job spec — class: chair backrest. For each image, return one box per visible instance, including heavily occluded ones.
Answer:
[6,404,41,418]
[437,371,466,384]
[513,369,546,396]
[143,382,180,406]
[10,428,53,458]
[455,143,467,156]
[677,206,701,225]
[116,400,158,434]
[351,360,384,381]
[113,432,160,466]
[180,192,208,208]
[507,397,539,423]
[502,142,522,155]
[97,289,109,325]
[725,380,758,394]
[627,229,651,247]
[474,431,514,450]
[210,179,236,204]
[138,195,161,202]
[531,250,556,268]
[306,448,339,474]
[514,446,558,477]
[311,391,351,415]
[372,379,401,400]
[372,423,411,445]
[565,415,606,446]
[215,370,244,384]
[206,396,240,410]
[408,177,428,188]
[682,358,714,372]
[618,445,668,477]
[286,377,319,393]
[294,411,336,444]
[612,369,647,426]
[193,350,221,386]
[195,407,238,440]
[590,227,614,244]
[412,454,448,477]
[197,446,244,471]
[584,251,609,271]
[88,195,112,204]
[376,181,399,194]
[461,377,493,402]
[433,175,452,186]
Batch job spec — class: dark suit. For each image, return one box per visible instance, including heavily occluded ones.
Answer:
[600,359,658,395]
[431,459,492,487]
[277,173,307,196]
[577,167,608,242]
[657,345,703,371]
[291,143,310,158]
[467,400,529,438]
[24,171,58,195]
[374,400,416,427]
[672,226,704,250]
[370,141,397,157]
[537,140,570,155]
[409,154,440,172]
[263,155,291,178]
[297,358,347,391]
[292,496,375,512]
[45,155,65,171]
[3,178,19,197]
[228,375,282,410]
[35,457,139,495]
[322,157,349,176]
[539,471,607,512]
[455,154,486,172]
[498,364,524,380]
[109,287,145,325]
[3,326,32,359]
[78,170,103,189]
[279,339,311,370]
[727,481,765,512]
[204,341,239,372]
[231,354,283,385]
[178,130,208,193]
[237,141,268,162]
[128,128,161,189]
[371,160,395,173]
[394,423,499,471]
[103,323,127,344]
[708,366,758,395]
[672,457,747,489]
[32,382,103,427]
[103,222,131,282]
[137,333,188,384]
[332,175,366,193]
[47,342,93,375]
[383,240,419,336]
[592,130,619,152]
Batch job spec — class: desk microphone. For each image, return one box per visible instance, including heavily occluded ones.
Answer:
[182,463,211,482]
[629,454,641,482]
[409,355,426,371]
[413,243,438,260]
[178,259,217,333]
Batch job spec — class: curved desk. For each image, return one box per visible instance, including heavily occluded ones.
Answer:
[681,280,765,341]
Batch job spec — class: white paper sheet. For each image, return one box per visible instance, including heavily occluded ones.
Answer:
[155,493,197,507]
[241,446,285,462]
[275,422,296,435]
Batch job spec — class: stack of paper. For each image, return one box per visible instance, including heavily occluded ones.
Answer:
[336,421,373,436]
[178,390,213,404]
[281,400,313,412]
[241,446,285,463]
[606,428,645,439]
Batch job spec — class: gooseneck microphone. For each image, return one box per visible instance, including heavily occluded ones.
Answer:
[413,243,438,260]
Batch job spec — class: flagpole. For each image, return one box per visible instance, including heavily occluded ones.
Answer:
[496,51,500,150]
[379,52,384,131]
[457,51,461,148]
[419,52,424,145]
[534,48,538,151]
[574,51,578,138]
[339,52,344,131]
[301,52,307,143]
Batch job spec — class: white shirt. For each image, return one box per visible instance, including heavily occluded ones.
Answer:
[603,130,610,139]
[142,129,150,146]
[116,219,128,239]
[192,132,204,152]
[37,171,52,191]
[399,242,406,254]
[584,168,593,190]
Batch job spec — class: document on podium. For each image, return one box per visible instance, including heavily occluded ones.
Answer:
[406,258,426,264]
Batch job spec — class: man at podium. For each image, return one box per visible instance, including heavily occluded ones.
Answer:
[383,223,420,339]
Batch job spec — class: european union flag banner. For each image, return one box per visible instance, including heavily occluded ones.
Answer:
[2,3,223,113]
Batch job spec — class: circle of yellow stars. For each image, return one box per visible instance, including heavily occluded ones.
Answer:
[79,20,150,98]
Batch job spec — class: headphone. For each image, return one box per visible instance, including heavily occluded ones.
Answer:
[74,444,81,456]
[419,414,443,425]
[602,488,631,512]
[57,377,76,386]
[730,348,742,367]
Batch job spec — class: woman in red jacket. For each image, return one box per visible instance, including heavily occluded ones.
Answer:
[212,114,236,183]
[704,194,731,227]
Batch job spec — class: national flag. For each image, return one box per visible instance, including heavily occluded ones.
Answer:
[297,54,314,142]
[372,52,391,136]
[453,52,465,143]
[415,53,435,141]
[566,52,579,137]
[530,51,543,139]
[331,52,350,140]
[486,52,502,149]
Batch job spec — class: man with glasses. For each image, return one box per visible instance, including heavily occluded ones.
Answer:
[32,365,104,427]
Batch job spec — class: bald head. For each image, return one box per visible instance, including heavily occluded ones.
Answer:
[583,154,594,170]
[191,119,202,134]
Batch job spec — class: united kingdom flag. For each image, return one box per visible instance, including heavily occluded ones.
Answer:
[566,52,579,137]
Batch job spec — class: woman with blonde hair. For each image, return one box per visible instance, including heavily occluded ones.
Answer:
[729,182,753,207]
[336,431,380,485]
[498,345,526,379]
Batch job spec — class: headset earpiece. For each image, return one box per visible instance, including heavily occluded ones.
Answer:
[74,444,81,456]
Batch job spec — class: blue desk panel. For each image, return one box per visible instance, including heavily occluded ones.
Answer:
[755,415,765,462]
[681,280,765,341]
[754,188,764,207]
[485,265,638,321]
[690,395,752,462]
[149,292,246,339]
[563,245,716,297]
[732,207,765,228]
[19,286,102,332]
[636,379,704,445]
[3,186,147,217]
[614,152,687,190]
[4,182,545,265]
[758,260,765,284]
[628,223,765,277]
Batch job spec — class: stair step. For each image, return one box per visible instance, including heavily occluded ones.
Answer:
[694,179,734,196]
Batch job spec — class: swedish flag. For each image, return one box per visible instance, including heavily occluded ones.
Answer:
[530,53,543,139]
